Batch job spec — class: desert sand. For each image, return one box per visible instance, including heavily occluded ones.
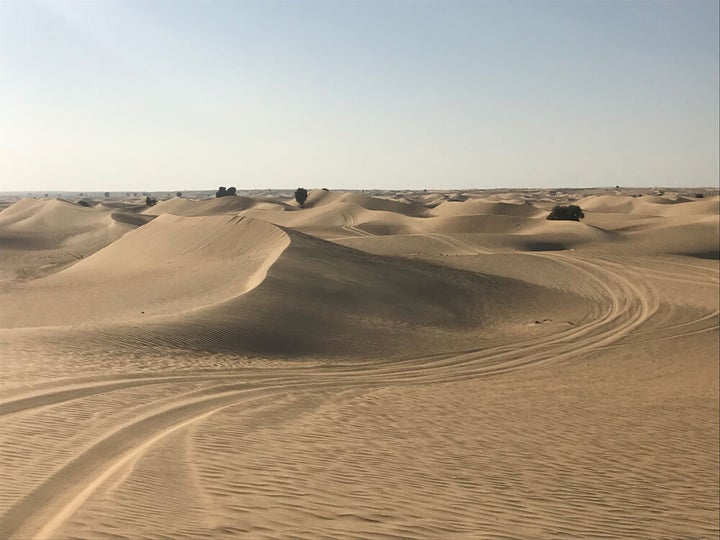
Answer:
[0,187,718,538]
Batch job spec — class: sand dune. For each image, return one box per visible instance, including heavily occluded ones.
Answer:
[578,193,720,217]
[429,199,546,218]
[145,195,290,217]
[0,189,717,539]
[0,210,581,357]
[298,189,427,216]
[0,198,136,282]
[0,199,126,242]
[620,214,720,259]
[98,230,587,358]
[0,214,289,327]
[577,194,671,213]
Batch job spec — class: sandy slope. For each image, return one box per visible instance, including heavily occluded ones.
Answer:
[0,214,290,328]
[0,198,135,282]
[0,190,717,539]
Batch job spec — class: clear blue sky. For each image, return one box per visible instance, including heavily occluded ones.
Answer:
[1,0,718,191]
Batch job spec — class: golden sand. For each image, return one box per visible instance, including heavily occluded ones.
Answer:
[1,189,717,538]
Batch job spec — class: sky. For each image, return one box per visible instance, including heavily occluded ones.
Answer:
[0,0,718,192]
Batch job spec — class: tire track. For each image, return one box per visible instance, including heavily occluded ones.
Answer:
[0,373,298,418]
[2,378,379,539]
[423,233,493,255]
[1,387,282,539]
[384,251,659,380]
[340,211,373,237]
[0,252,670,415]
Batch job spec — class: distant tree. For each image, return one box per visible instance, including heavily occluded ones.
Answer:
[145,196,157,206]
[176,191,183,198]
[78,200,91,207]
[216,186,237,198]
[695,193,705,198]
[104,192,110,197]
[295,187,308,208]
[547,205,584,222]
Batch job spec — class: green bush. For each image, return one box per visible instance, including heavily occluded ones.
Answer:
[547,205,584,222]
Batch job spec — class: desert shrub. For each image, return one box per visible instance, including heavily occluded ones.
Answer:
[145,196,157,206]
[226,187,237,196]
[176,191,182,198]
[695,193,705,199]
[216,186,237,197]
[78,200,91,207]
[547,205,584,221]
[295,187,308,208]
[104,192,110,197]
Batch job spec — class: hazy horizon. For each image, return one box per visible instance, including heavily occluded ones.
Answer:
[1,0,718,192]
[2,184,719,197]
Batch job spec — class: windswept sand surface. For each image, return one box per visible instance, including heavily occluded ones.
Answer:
[1,189,718,538]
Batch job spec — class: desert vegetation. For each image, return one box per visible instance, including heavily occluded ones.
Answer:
[295,188,308,208]
[547,205,585,221]
[216,187,237,198]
